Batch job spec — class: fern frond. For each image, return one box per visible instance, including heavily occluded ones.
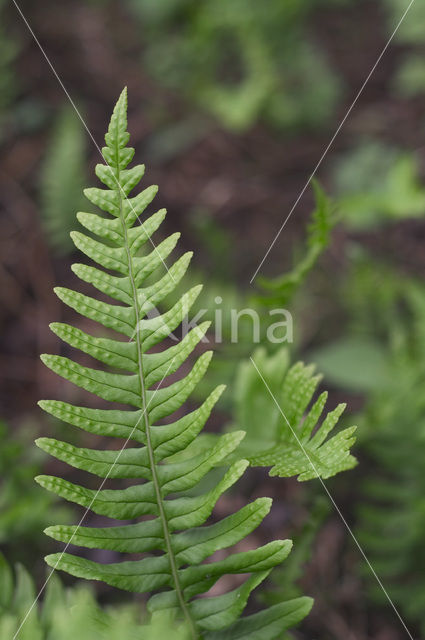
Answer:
[37,89,312,637]
[256,181,336,307]
[233,348,357,480]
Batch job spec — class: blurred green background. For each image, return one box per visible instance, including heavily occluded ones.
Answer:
[1,0,425,638]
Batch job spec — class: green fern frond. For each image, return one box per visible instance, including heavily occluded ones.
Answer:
[233,348,357,480]
[37,89,312,637]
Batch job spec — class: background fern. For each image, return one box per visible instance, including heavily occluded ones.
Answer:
[306,251,425,635]
[37,88,312,638]
[0,420,70,565]
[230,347,357,480]
[129,0,341,132]
[354,280,425,634]
[256,182,336,308]
[40,106,87,255]
[0,552,187,640]
[331,142,425,230]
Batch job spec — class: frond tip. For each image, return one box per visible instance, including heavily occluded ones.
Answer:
[37,88,312,638]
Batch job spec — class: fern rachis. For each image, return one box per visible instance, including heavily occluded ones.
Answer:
[104,107,189,631]
[36,88,312,638]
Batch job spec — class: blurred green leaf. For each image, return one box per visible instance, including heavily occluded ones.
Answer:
[393,54,425,97]
[334,143,425,229]
[0,420,71,553]
[309,337,392,392]
[383,0,425,45]
[0,553,13,611]
[40,106,87,254]
[131,0,341,131]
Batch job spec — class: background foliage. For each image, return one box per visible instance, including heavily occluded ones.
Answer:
[2,0,425,638]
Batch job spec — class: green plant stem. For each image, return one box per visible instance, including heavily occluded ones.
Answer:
[115,163,198,639]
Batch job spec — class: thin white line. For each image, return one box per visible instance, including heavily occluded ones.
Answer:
[11,0,175,284]
[250,0,416,284]
[250,356,415,640]
[13,357,176,640]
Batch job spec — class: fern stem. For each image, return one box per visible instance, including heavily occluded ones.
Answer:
[115,166,198,639]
